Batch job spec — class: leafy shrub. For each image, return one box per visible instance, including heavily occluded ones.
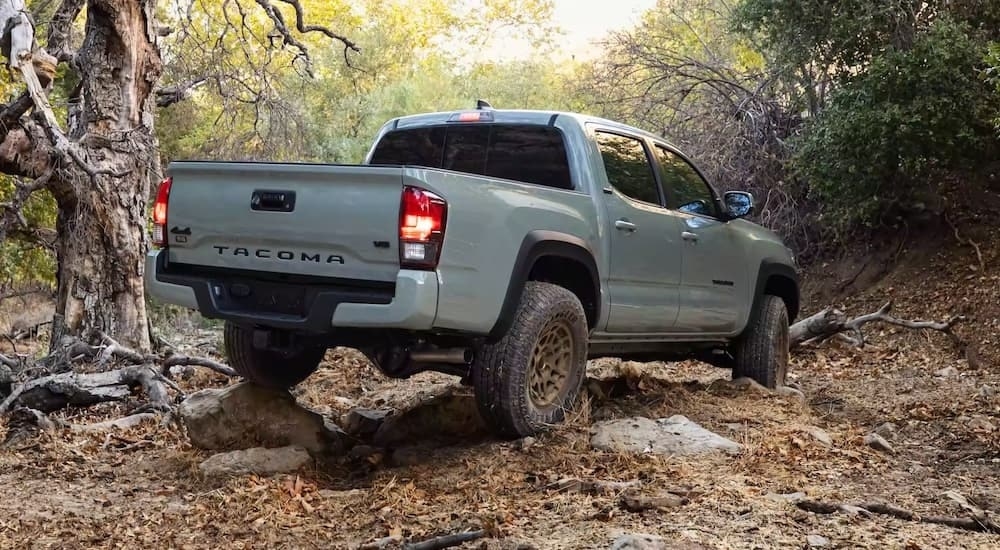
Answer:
[793,18,998,229]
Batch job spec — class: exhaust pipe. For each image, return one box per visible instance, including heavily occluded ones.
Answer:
[408,348,473,365]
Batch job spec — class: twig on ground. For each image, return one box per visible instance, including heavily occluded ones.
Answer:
[946,213,986,273]
[402,529,487,550]
[796,495,1000,533]
[162,355,237,377]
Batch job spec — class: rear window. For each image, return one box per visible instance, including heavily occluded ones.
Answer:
[369,124,573,189]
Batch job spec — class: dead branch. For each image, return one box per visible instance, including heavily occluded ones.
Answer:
[0,363,170,414]
[0,353,17,369]
[161,355,237,378]
[156,78,209,107]
[946,213,986,273]
[253,0,360,75]
[47,0,86,64]
[0,330,236,431]
[790,301,965,350]
[402,530,487,550]
[796,495,1000,533]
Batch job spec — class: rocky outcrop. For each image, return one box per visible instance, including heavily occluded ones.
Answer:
[591,415,741,456]
[179,382,348,456]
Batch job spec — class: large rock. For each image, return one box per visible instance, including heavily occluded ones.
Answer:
[199,446,311,476]
[591,415,741,456]
[179,382,348,456]
[611,534,666,550]
[373,387,487,447]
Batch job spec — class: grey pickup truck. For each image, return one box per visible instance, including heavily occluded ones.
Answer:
[146,104,799,437]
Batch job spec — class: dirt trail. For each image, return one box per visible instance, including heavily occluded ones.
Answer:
[1,223,998,549]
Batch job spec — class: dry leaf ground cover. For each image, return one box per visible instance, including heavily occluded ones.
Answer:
[0,223,998,549]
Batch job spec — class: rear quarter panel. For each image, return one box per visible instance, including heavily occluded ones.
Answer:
[407,168,599,334]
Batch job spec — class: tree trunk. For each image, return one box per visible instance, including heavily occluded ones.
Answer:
[51,0,163,351]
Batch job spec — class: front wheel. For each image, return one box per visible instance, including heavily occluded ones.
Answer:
[732,295,789,389]
[223,322,325,390]
[471,282,588,438]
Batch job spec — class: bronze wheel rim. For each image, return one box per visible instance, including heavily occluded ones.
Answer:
[528,318,574,408]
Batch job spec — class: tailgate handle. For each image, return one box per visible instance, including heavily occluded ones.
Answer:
[251,190,296,212]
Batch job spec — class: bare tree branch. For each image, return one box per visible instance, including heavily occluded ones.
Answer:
[253,0,360,75]
[156,78,209,107]
[47,0,86,64]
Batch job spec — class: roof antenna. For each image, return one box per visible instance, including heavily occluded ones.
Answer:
[476,99,493,110]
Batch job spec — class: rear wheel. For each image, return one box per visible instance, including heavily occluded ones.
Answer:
[472,282,588,438]
[732,295,789,389]
[223,322,325,389]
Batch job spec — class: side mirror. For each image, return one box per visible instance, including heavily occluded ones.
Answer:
[723,191,754,219]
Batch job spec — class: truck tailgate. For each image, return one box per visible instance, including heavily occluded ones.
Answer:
[165,162,403,282]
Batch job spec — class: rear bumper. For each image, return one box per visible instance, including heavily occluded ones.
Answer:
[144,250,438,332]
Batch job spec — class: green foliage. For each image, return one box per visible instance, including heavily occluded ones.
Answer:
[794,18,997,229]
[987,42,1000,130]
[0,176,56,288]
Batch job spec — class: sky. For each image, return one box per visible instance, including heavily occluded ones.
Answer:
[551,0,657,58]
[470,0,657,62]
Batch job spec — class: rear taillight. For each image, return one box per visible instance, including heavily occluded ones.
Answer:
[152,177,172,248]
[399,186,447,270]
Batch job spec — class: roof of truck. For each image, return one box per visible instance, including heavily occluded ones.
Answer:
[386,108,666,143]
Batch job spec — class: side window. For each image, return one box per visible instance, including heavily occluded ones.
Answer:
[654,145,716,217]
[595,132,661,205]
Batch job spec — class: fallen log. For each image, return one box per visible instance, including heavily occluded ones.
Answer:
[790,301,965,350]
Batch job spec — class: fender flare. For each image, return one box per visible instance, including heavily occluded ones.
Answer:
[748,260,800,324]
[488,230,601,342]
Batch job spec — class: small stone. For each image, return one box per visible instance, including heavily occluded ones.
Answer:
[977,385,996,400]
[968,416,996,433]
[806,534,830,547]
[348,445,386,463]
[765,491,806,504]
[776,386,807,403]
[803,426,832,447]
[719,377,770,394]
[516,436,537,450]
[935,366,959,378]
[343,408,390,438]
[620,491,685,512]
[198,445,311,476]
[864,432,895,454]
[388,446,426,467]
[874,422,898,439]
[610,533,666,550]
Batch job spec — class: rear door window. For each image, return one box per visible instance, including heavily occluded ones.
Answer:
[594,131,662,205]
[370,124,572,189]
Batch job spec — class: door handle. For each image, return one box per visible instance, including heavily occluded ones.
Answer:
[681,231,699,242]
[615,219,637,232]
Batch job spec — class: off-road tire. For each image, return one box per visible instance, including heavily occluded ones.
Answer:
[223,322,325,389]
[472,282,588,438]
[732,294,789,389]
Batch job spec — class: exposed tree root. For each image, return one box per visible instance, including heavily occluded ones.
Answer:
[0,331,235,431]
[796,492,1000,533]
[790,301,966,351]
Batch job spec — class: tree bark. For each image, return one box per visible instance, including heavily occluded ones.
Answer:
[49,0,163,351]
